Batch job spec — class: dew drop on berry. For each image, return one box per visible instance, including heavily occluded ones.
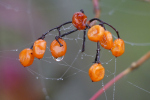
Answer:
[52,56,64,61]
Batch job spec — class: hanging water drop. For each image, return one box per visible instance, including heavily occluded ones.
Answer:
[59,78,63,80]
[52,56,64,61]
[57,78,60,80]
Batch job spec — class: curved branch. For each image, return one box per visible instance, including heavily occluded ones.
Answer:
[90,51,150,100]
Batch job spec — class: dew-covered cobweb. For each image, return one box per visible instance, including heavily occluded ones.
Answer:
[0,0,150,100]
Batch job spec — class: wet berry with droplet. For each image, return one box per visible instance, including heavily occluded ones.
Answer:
[50,39,67,61]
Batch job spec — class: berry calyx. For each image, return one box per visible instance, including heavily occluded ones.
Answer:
[19,48,34,67]
[33,39,47,59]
[89,63,105,82]
[72,12,87,30]
[111,38,125,57]
[87,25,105,42]
[100,30,113,50]
[50,39,67,60]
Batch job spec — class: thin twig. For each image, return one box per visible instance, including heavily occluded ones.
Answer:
[88,0,100,26]
[90,51,150,100]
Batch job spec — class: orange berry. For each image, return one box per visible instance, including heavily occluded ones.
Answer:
[33,39,47,59]
[72,12,87,30]
[100,30,113,50]
[111,38,125,57]
[50,39,67,60]
[87,25,105,42]
[89,63,105,82]
[19,48,34,67]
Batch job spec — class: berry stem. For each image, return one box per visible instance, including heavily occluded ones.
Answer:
[80,9,84,14]
[41,21,72,38]
[57,21,72,29]
[82,29,86,52]
[60,29,78,37]
[89,18,120,38]
[55,36,63,47]
[89,18,103,24]
[90,51,150,100]
[102,22,120,38]
[99,23,106,30]
[94,42,101,63]
[57,28,61,36]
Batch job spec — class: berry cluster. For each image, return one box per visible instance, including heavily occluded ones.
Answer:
[19,10,125,82]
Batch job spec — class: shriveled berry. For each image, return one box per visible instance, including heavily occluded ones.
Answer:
[72,12,87,30]
[89,63,105,82]
[100,30,113,50]
[87,25,105,42]
[33,39,46,59]
[19,48,34,67]
[111,38,125,57]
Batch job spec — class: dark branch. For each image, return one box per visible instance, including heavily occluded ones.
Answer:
[82,29,86,52]
[60,29,78,37]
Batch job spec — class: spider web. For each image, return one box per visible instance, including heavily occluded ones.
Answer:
[0,0,150,100]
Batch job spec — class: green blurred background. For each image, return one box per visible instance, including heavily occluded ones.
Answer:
[0,0,150,100]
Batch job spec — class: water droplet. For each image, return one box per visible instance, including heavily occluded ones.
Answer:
[81,57,83,59]
[52,56,64,61]
[106,63,108,64]
[59,78,63,80]
[57,78,60,80]
[36,77,39,79]
[15,49,18,51]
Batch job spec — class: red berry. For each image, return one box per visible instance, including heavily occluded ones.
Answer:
[72,12,87,30]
